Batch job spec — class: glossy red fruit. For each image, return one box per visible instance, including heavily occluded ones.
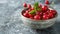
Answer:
[43,14,49,20]
[31,7,34,10]
[23,3,27,7]
[23,13,29,18]
[42,5,48,12]
[43,12,48,15]
[28,8,33,11]
[36,11,43,16]
[49,10,57,15]
[34,15,41,20]
[29,14,33,17]
[29,13,34,19]
[39,12,43,16]
[39,4,42,8]
[44,10,50,14]
[46,9,50,13]
[30,17,34,19]
[48,13,54,18]
[45,0,49,5]
[26,10,29,13]
[27,4,31,8]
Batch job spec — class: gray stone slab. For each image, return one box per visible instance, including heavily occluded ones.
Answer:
[0,0,60,34]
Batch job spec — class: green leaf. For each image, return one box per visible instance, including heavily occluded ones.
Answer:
[29,2,42,15]
[38,8,42,11]
[34,2,39,10]
[29,10,36,14]
[34,2,39,7]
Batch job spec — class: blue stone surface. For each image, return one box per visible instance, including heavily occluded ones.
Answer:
[0,0,60,34]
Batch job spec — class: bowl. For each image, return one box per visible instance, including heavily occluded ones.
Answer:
[20,6,58,29]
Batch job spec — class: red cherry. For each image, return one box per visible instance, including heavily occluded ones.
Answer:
[30,17,34,19]
[42,5,48,12]
[29,14,33,17]
[28,9,30,11]
[48,13,54,18]
[34,15,41,20]
[36,11,43,16]
[53,11,57,15]
[23,13,29,18]
[49,10,57,15]
[39,12,43,16]
[39,4,42,8]
[45,0,49,5]
[27,4,31,8]
[44,10,50,14]
[26,10,29,13]
[29,13,34,19]
[36,11,40,15]
[28,9,32,12]
[46,10,50,13]
[43,14,49,20]
[49,10,53,12]
[36,11,40,14]
[23,3,27,7]
[43,12,48,15]
[31,7,34,10]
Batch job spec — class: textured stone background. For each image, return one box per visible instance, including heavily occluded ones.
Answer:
[0,0,60,34]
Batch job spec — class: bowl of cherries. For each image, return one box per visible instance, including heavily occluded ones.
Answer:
[21,2,58,29]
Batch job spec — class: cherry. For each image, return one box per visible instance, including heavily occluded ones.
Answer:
[39,12,43,16]
[36,11,40,14]
[39,4,42,8]
[45,0,49,5]
[31,7,34,10]
[48,13,54,18]
[53,11,57,15]
[49,10,57,15]
[26,10,29,13]
[30,17,34,19]
[29,14,33,17]
[29,14,34,19]
[23,13,29,18]
[34,15,41,20]
[42,5,48,12]
[43,12,48,15]
[43,14,49,20]
[46,9,50,13]
[23,3,27,7]
[36,11,43,16]
[44,10,50,14]
[49,10,53,12]
[27,4,31,8]
[28,8,32,11]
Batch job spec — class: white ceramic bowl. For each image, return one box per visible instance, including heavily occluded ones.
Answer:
[21,6,58,29]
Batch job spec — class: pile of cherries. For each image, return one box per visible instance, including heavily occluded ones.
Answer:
[22,2,57,20]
